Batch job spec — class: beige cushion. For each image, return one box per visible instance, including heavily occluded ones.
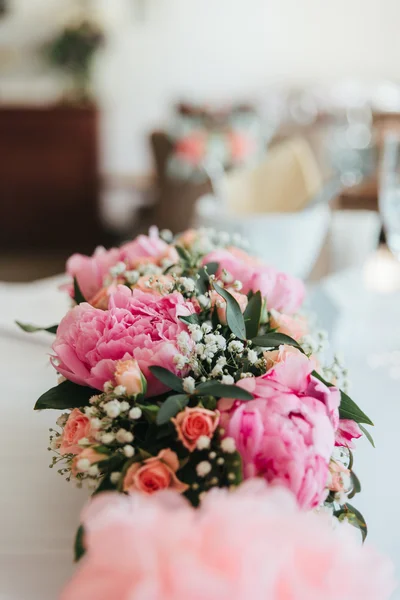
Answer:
[222,137,323,215]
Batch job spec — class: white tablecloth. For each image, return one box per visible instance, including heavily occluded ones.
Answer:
[0,270,399,599]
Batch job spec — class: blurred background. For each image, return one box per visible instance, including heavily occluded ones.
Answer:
[2,0,400,283]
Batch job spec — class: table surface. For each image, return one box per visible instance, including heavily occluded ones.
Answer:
[0,267,399,599]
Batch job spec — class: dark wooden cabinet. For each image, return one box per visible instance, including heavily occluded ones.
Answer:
[0,105,103,251]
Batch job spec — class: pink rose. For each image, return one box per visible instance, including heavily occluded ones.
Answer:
[71,448,107,477]
[60,408,93,455]
[66,246,121,302]
[114,359,147,397]
[51,287,195,397]
[202,247,305,314]
[172,407,220,451]
[119,227,178,269]
[269,309,308,341]
[219,351,340,509]
[210,289,248,325]
[123,449,188,495]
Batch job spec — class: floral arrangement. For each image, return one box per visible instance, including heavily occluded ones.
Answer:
[167,104,262,181]
[18,226,375,558]
[61,482,395,600]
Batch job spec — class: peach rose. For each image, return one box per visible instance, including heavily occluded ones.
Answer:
[172,407,220,451]
[60,409,93,455]
[123,449,188,495]
[269,309,308,341]
[178,229,198,248]
[114,358,147,397]
[210,289,248,325]
[327,460,351,494]
[134,274,174,296]
[71,448,107,477]
[89,287,110,310]
[263,344,302,371]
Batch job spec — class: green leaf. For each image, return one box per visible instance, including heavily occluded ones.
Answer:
[137,403,159,422]
[339,390,374,426]
[74,525,85,562]
[156,394,189,425]
[335,503,368,542]
[197,262,219,295]
[196,380,253,400]
[92,472,119,494]
[359,424,375,448]
[175,245,192,264]
[149,366,184,393]
[222,450,243,486]
[34,380,98,410]
[15,321,58,334]
[312,371,374,427]
[179,314,200,326]
[251,332,302,351]
[73,277,86,304]
[243,291,262,339]
[348,471,361,499]
[213,282,246,340]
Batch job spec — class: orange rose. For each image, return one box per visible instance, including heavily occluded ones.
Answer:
[114,359,147,397]
[123,449,188,495]
[172,407,220,451]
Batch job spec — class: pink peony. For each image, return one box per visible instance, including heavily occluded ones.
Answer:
[119,227,178,269]
[60,408,94,455]
[51,287,196,396]
[335,418,363,448]
[202,247,305,314]
[172,407,220,452]
[61,481,395,600]
[122,449,188,495]
[66,246,121,302]
[218,350,341,508]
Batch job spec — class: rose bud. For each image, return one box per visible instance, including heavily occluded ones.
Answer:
[210,289,248,326]
[114,359,147,397]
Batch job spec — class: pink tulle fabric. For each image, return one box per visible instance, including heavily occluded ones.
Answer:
[51,287,195,396]
[61,481,395,600]
[219,351,341,509]
[202,247,305,314]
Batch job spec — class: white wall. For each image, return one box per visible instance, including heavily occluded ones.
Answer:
[2,0,400,174]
